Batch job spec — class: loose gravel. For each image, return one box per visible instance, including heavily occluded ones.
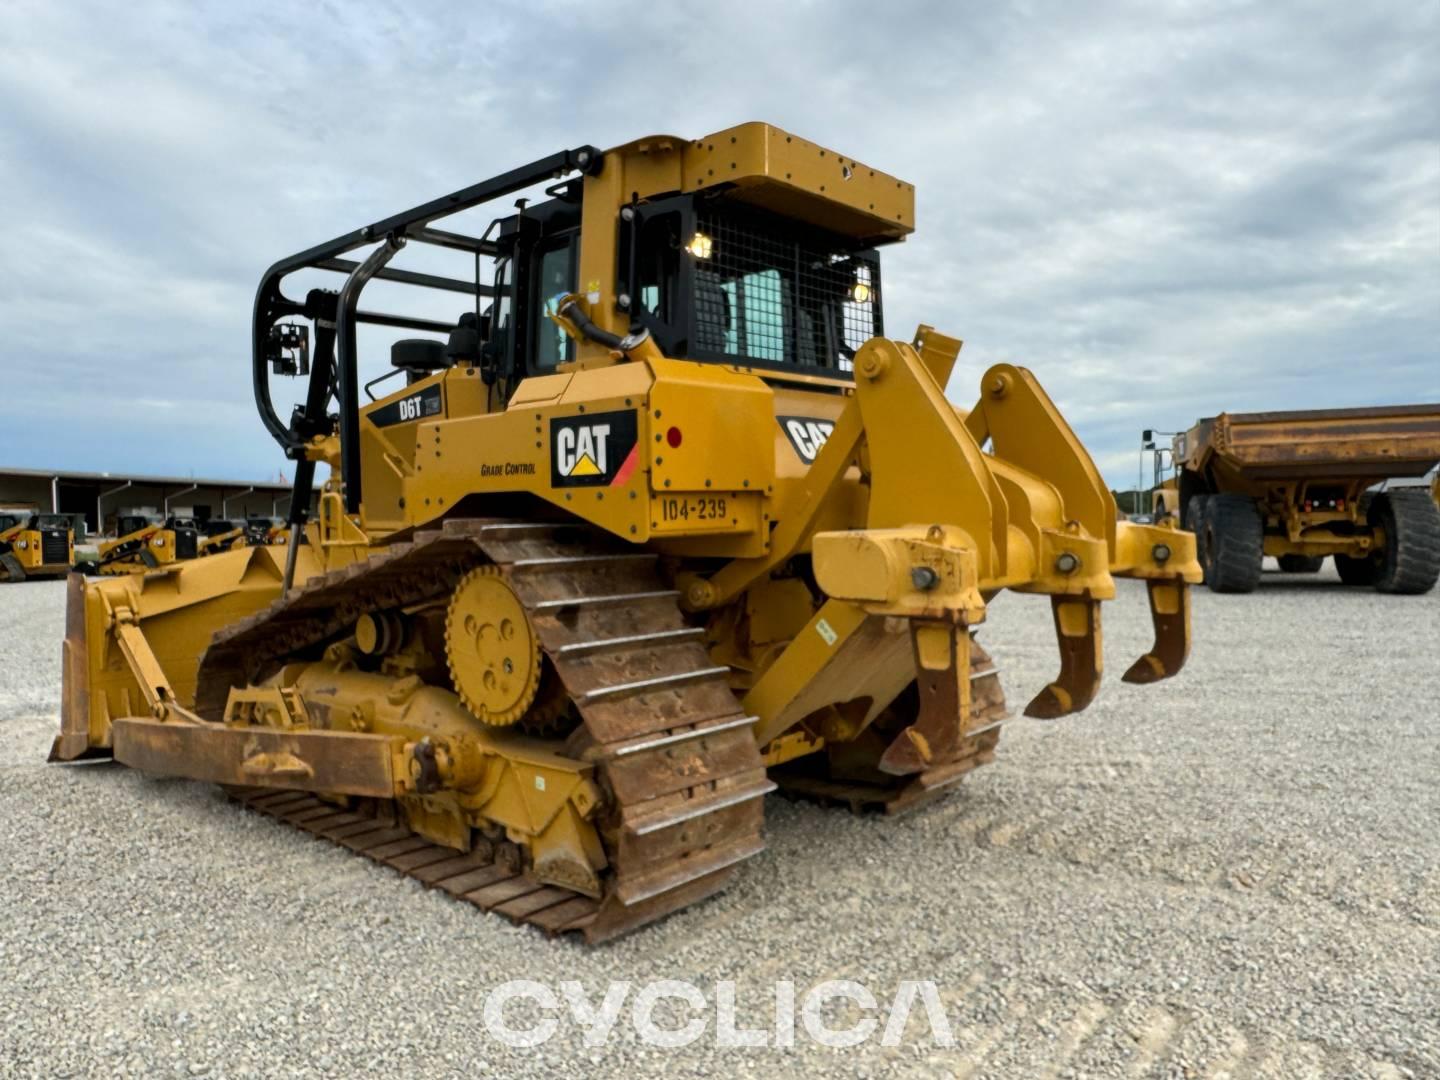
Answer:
[1,565,1436,1078]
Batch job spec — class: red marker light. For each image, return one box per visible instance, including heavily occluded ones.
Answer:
[666,426,683,448]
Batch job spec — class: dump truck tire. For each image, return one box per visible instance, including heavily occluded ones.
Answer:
[1183,496,1209,582]
[1370,490,1440,595]
[1277,554,1324,573]
[1203,494,1263,593]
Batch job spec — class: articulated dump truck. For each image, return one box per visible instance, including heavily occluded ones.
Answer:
[1153,405,1440,594]
[51,123,1200,942]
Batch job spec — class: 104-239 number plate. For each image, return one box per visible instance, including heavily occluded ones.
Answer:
[659,496,728,523]
[651,495,736,533]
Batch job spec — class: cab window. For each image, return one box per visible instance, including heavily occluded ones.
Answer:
[533,240,576,369]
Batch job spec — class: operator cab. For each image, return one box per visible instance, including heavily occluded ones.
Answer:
[252,124,912,518]
[115,514,153,538]
[483,185,884,388]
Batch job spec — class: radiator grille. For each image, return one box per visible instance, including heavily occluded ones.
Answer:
[41,530,69,565]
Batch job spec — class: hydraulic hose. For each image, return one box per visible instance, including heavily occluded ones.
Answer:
[558,298,649,352]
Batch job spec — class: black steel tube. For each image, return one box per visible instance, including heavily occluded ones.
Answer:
[251,145,601,458]
[355,309,456,334]
[279,457,314,594]
[409,226,500,256]
[337,236,407,513]
[316,258,491,298]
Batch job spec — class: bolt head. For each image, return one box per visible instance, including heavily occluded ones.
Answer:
[857,351,888,379]
[911,566,940,591]
[1152,543,1172,564]
[1055,552,1080,574]
[617,293,631,310]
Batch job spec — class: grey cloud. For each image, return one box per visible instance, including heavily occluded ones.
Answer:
[0,0,1434,485]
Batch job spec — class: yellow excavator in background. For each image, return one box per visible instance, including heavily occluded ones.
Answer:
[51,123,1199,942]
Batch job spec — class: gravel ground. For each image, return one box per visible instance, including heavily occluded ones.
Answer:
[1,565,1436,1078]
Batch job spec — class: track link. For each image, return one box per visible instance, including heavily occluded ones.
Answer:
[196,518,769,942]
[225,787,602,935]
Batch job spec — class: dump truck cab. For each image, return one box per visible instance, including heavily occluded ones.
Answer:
[0,511,74,582]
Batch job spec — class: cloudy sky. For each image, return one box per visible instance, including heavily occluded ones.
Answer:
[1,0,1435,490]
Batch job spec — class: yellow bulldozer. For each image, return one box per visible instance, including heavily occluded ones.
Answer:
[51,123,1199,941]
[0,510,74,582]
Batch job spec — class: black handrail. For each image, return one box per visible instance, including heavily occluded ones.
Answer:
[251,144,603,528]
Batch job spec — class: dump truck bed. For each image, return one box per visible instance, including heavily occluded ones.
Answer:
[1185,404,1440,482]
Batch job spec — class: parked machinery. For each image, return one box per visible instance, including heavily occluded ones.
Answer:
[78,514,201,575]
[1149,405,1440,594]
[198,519,247,556]
[0,511,74,582]
[242,516,291,546]
[52,123,1200,941]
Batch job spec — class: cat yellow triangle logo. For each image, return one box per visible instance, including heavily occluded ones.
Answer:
[567,452,601,477]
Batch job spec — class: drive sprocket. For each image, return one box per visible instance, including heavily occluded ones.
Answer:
[444,565,541,725]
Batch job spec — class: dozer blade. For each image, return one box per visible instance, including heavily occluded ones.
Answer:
[51,572,99,762]
[1025,596,1103,719]
[1122,579,1192,684]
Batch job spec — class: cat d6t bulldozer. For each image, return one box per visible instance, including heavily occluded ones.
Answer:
[51,123,1199,941]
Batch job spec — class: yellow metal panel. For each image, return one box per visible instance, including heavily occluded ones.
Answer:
[507,372,574,407]
[676,122,914,240]
[408,381,651,540]
[648,359,773,494]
